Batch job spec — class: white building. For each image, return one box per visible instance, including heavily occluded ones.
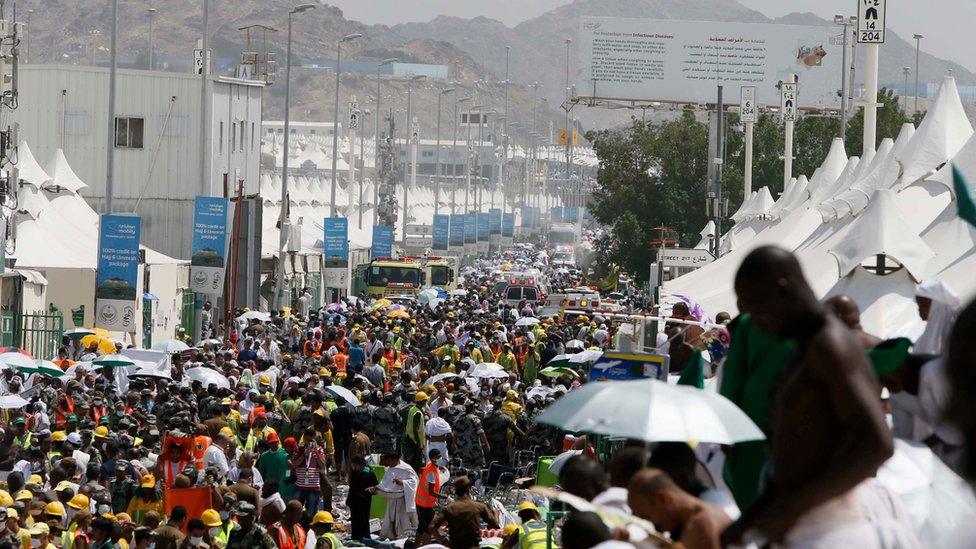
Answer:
[12,64,264,258]
[263,120,342,140]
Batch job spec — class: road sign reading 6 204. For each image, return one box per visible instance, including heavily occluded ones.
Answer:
[857,0,885,44]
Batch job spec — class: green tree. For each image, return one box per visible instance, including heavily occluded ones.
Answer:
[845,88,913,157]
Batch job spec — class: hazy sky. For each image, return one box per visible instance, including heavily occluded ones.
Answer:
[330,0,974,72]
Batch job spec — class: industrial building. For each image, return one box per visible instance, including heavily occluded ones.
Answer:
[11,64,265,259]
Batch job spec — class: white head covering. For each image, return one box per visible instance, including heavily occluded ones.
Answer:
[915,279,962,355]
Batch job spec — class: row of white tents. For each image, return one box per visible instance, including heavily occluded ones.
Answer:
[5,143,186,344]
[668,76,976,341]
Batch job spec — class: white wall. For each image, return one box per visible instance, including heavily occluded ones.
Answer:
[42,268,96,328]
[211,79,264,196]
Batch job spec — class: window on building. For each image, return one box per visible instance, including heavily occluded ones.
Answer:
[240,122,245,152]
[422,151,434,157]
[461,113,468,124]
[290,128,297,134]
[231,122,237,152]
[219,121,224,155]
[267,128,275,135]
[251,123,256,151]
[115,117,144,148]
[65,113,92,135]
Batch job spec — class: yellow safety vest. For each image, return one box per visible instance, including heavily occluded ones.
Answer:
[405,405,426,445]
[519,521,548,549]
[322,532,343,549]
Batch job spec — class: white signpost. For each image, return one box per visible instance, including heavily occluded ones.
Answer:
[857,0,886,44]
[740,86,758,123]
[780,82,798,122]
[193,48,212,76]
[659,248,715,268]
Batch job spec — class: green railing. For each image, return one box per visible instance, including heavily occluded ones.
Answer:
[180,288,196,337]
[6,311,65,359]
[308,273,323,309]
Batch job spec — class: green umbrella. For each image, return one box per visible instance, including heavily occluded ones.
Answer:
[93,354,135,368]
[17,360,65,378]
[539,366,579,379]
[546,354,573,368]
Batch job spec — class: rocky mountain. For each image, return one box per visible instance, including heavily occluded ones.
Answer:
[380,0,976,131]
[14,0,565,144]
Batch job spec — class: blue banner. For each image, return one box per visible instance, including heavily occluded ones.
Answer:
[432,214,450,251]
[589,352,669,382]
[371,226,394,259]
[463,213,476,244]
[564,206,579,222]
[489,208,502,235]
[96,213,141,331]
[323,217,349,267]
[190,196,228,296]
[551,206,564,222]
[450,215,464,247]
[520,207,532,228]
[477,212,490,241]
[502,213,515,237]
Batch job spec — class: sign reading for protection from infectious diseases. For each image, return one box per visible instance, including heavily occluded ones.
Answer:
[96,213,141,332]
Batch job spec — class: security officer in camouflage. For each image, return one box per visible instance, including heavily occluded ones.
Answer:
[225,501,276,549]
[371,394,400,455]
[439,393,467,429]
[454,401,490,469]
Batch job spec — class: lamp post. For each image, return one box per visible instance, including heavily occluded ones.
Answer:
[359,109,370,229]
[373,58,397,180]
[902,67,911,112]
[434,87,456,217]
[502,46,510,212]
[273,2,317,311]
[465,104,483,214]
[401,74,426,243]
[25,9,33,62]
[330,32,363,218]
[564,38,572,179]
[913,34,923,115]
[833,15,855,141]
[106,0,118,212]
[147,7,156,70]
[452,95,470,215]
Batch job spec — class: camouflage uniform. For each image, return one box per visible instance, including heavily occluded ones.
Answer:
[454,412,487,468]
[482,411,516,466]
[225,524,277,549]
[109,475,137,514]
[439,404,466,430]
[371,403,400,455]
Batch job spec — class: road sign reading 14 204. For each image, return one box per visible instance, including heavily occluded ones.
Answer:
[857,0,886,43]
[781,82,798,122]
[740,86,757,123]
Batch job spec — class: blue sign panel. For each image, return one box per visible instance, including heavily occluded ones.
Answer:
[589,352,669,382]
[551,206,564,222]
[502,213,515,237]
[432,214,450,251]
[564,206,579,222]
[189,197,228,296]
[489,208,502,235]
[96,213,141,331]
[463,213,476,244]
[477,212,490,241]
[450,215,464,247]
[371,226,394,259]
[323,217,349,267]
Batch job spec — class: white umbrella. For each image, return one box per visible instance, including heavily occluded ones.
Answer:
[467,362,510,379]
[60,362,95,379]
[237,311,272,322]
[428,373,460,386]
[417,289,439,304]
[548,450,583,476]
[324,385,361,406]
[152,339,190,353]
[569,349,603,364]
[197,339,222,347]
[565,339,585,350]
[93,354,135,368]
[0,352,36,369]
[185,367,230,389]
[449,289,468,296]
[515,317,540,327]
[0,394,29,409]
[534,378,765,445]
[128,366,173,381]
[877,439,976,547]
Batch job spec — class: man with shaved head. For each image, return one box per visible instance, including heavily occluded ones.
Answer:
[824,294,882,350]
[722,246,893,546]
[627,468,730,548]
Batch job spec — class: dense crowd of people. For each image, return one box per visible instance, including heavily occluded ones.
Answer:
[0,240,974,549]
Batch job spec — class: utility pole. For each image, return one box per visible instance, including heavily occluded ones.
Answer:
[374,57,397,201]
[713,84,724,259]
[199,0,210,197]
[913,34,923,115]
[147,7,156,70]
[434,87,455,217]
[358,110,367,229]
[834,15,853,141]
[502,46,510,217]
[564,38,571,179]
[452,94,469,216]
[106,0,118,212]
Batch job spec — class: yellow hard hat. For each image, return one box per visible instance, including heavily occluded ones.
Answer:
[44,501,65,517]
[68,493,90,510]
[201,509,222,527]
[27,475,42,486]
[140,474,156,489]
[0,490,12,507]
[517,501,538,513]
[319,368,331,376]
[15,489,33,501]
[502,524,519,537]
[219,426,234,438]
[52,431,67,443]
[259,374,271,385]
[94,426,109,438]
[414,392,428,403]
[311,511,334,525]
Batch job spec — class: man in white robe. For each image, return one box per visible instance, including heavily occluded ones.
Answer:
[378,453,419,540]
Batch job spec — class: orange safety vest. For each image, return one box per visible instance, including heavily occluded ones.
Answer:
[415,461,441,509]
[193,435,212,470]
[163,458,190,487]
[274,523,307,549]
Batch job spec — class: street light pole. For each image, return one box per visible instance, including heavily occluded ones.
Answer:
[374,58,397,186]
[147,7,156,70]
[199,0,210,197]
[564,38,572,179]
[902,67,911,112]
[913,34,924,115]
[106,0,118,212]
[465,104,482,215]
[502,46,510,215]
[401,74,426,243]
[452,95,469,216]
[273,3,316,311]
[26,9,33,63]
[330,33,363,218]
[434,87,455,217]
[359,110,369,229]
[834,15,853,141]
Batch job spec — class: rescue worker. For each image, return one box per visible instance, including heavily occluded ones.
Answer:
[403,392,428,471]
[310,511,343,549]
[501,502,547,549]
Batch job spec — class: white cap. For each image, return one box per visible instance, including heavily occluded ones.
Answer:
[66,432,82,445]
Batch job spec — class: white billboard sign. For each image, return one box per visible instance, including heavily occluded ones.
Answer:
[659,248,715,268]
[578,17,842,109]
[740,85,758,123]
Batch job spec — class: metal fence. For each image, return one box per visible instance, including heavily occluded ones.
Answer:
[180,289,196,337]
[0,311,65,359]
